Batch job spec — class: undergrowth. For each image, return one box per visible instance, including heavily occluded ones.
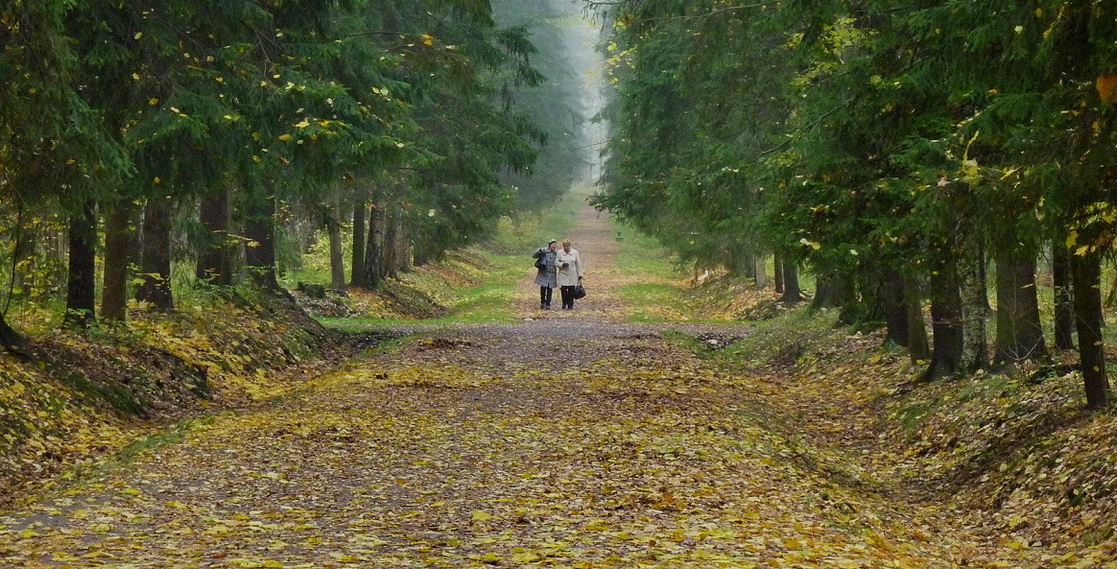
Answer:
[712,297,1117,561]
[0,291,346,507]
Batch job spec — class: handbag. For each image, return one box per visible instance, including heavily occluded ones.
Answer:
[573,284,586,299]
[534,257,547,270]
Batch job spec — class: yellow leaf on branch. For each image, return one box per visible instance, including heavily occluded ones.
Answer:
[1097,75,1117,103]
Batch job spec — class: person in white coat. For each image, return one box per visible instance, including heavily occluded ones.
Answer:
[555,239,584,309]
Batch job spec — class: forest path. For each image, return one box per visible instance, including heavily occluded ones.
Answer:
[0,204,1044,567]
[507,194,651,320]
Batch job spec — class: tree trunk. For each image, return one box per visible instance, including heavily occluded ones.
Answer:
[375,200,390,279]
[244,192,281,292]
[0,209,34,354]
[919,257,963,382]
[383,200,410,280]
[65,201,98,328]
[1071,252,1108,409]
[1053,244,1075,350]
[905,273,931,362]
[882,268,909,347]
[102,201,137,322]
[398,210,412,273]
[350,200,367,287]
[959,244,988,372]
[413,241,435,267]
[979,248,992,313]
[136,196,175,312]
[327,198,345,289]
[0,314,31,357]
[812,270,858,325]
[992,250,1048,370]
[811,272,848,310]
[754,255,769,289]
[773,252,785,294]
[381,201,398,280]
[197,187,233,286]
[780,258,802,303]
[737,252,757,280]
[362,202,382,288]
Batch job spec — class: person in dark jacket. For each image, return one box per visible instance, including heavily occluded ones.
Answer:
[532,240,559,309]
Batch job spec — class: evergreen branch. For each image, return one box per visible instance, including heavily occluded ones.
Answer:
[586,0,781,23]
[697,2,784,20]
[573,139,613,151]
[753,98,854,160]
[346,30,408,39]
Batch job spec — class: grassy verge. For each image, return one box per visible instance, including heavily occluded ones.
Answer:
[612,222,680,279]
[609,219,694,322]
[319,249,527,327]
[311,189,591,326]
[608,217,787,323]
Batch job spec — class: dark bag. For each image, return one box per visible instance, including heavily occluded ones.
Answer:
[534,254,547,270]
[573,284,586,299]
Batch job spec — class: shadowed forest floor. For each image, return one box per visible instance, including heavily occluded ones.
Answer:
[0,204,1081,567]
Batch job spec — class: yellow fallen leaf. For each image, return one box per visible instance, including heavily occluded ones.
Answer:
[584,518,609,531]
[512,551,541,563]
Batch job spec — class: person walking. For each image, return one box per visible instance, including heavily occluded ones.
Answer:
[532,239,559,309]
[555,239,584,310]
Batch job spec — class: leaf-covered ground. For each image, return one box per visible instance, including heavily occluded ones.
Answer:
[0,205,1110,567]
[0,318,1038,568]
[0,295,343,509]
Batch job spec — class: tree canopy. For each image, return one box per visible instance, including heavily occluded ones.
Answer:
[0,0,583,348]
[591,0,1117,406]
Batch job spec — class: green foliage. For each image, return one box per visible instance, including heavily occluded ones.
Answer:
[0,1,128,210]
[592,0,1117,403]
[595,0,1117,271]
[0,0,573,339]
[594,0,797,273]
